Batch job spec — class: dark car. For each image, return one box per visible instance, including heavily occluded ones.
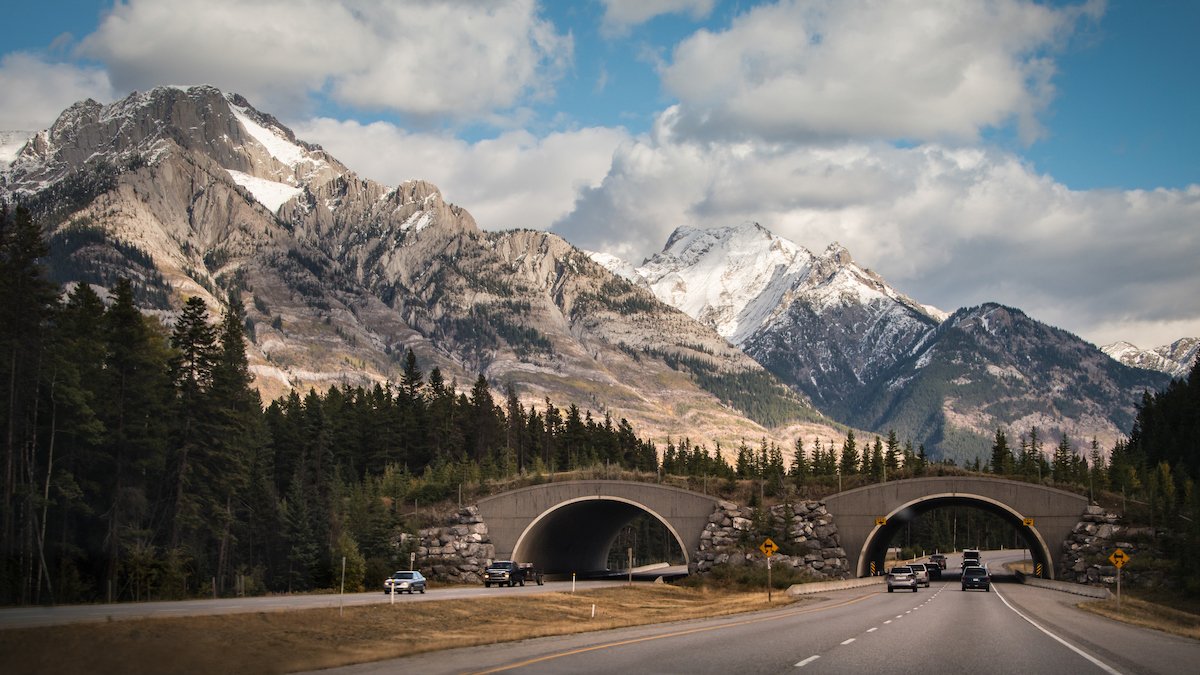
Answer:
[384,570,426,594]
[961,566,990,592]
[929,554,947,570]
[887,566,919,593]
[923,560,942,580]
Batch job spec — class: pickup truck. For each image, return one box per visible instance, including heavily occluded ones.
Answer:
[483,560,544,587]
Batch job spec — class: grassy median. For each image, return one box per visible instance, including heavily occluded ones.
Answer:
[0,584,799,675]
[1078,594,1200,641]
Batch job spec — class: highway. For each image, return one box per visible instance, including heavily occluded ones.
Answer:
[314,551,1200,675]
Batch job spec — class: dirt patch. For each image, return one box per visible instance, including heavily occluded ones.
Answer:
[1,585,797,674]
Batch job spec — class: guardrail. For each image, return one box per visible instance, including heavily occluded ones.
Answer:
[785,576,885,596]
[1014,571,1112,599]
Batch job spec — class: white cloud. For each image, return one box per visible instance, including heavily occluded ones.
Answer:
[294,118,628,234]
[0,52,113,131]
[600,0,716,34]
[79,0,570,123]
[660,0,1101,144]
[553,116,1200,348]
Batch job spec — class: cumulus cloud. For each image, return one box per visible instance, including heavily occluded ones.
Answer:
[0,52,114,130]
[600,0,716,34]
[79,0,570,123]
[554,116,1200,348]
[660,0,1101,144]
[294,117,628,234]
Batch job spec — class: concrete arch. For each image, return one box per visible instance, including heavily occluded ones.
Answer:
[856,492,1055,578]
[476,480,719,575]
[823,476,1088,580]
[512,496,690,574]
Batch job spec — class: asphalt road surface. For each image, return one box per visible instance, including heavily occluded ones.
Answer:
[315,550,1200,675]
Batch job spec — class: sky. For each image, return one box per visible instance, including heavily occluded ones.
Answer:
[1,0,1198,350]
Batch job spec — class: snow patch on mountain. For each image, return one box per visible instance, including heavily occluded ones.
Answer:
[225,169,302,212]
[587,251,645,285]
[227,101,307,167]
[0,131,31,166]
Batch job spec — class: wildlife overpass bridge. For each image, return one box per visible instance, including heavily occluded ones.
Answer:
[475,476,1087,579]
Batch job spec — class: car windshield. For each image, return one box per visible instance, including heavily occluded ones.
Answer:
[890,567,911,574]
[392,572,414,579]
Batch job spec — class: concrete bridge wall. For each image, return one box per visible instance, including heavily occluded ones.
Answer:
[823,476,1088,579]
[475,480,718,574]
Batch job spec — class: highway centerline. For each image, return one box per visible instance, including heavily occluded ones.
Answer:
[467,592,877,674]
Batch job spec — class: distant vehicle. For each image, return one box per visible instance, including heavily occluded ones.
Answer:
[887,566,919,593]
[962,549,981,568]
[483,560,544,587]
[961,566,990,592]
[909,563,931,587]
[921,560,942,580]
[383,570,426,594]
[929,554,947,570]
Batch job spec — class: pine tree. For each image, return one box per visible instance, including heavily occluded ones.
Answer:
[990,429,1012,475]
[839,430,860,475]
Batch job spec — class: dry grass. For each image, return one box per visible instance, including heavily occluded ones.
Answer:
[0,585,796,675]
[1078,595,1200,641]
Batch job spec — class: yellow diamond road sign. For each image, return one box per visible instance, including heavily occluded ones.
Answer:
[1023,517,1035,527]
[875,517,887,526]
[760,538,779,557]
[1109,548,1130,568]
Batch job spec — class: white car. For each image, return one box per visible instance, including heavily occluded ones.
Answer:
[887,566,919,593]
[384,570,426,594]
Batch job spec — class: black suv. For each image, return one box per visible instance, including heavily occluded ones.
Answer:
[962,566,990,592]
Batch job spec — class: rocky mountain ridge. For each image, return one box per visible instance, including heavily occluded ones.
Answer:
[1101,338,1199,380]
[2,85,827,455]
[599,223,1173,461]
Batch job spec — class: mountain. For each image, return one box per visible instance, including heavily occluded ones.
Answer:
[622,222,946,414]
[605,223,1170,461]
[852,303,1169,463]
[1102,338,1199,379]
[2,85,831,453]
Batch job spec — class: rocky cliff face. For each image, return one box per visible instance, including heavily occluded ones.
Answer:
[1,86,826,453]
[1102,338,1199,379]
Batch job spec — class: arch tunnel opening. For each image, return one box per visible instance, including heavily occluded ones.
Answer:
[512,498,688,578]
[860,495,1055,579]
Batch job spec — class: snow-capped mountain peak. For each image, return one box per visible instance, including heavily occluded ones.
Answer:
[1102,337,1199,378]
[635,222,815,345]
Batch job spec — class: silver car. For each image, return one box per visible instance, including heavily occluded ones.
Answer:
[384,570,426,594]
[909,563,931,587]
[887,566,919,593]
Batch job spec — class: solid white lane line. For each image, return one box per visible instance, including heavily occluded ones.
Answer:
[841,638,856,645]
[993,588,1124,675]
[795,655,820,667]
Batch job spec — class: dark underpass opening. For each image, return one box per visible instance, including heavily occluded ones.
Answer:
[512,498,687,578]
[862,496,1054,578]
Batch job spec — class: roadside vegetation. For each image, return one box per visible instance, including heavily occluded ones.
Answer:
[0,585,796,675]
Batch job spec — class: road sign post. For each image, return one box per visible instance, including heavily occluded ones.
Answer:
[760,538,779,602]
[1109,548,1130,610]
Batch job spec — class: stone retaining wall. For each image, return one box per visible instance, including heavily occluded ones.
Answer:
[692,500,851,580]
[415,506,495,584]
[1059,504,1156,587]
